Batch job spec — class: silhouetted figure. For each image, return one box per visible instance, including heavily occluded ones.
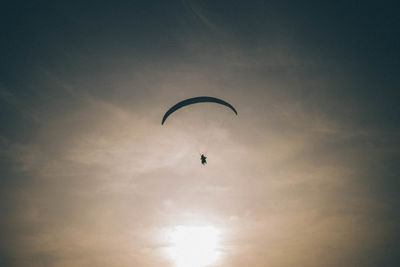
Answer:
[201,154,207,165]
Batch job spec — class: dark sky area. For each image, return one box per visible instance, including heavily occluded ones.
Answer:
[1,1,399,266]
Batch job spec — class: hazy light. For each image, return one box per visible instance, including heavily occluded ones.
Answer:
[167,225,220,267]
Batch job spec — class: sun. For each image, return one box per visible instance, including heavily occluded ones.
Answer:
[167,225,220,267]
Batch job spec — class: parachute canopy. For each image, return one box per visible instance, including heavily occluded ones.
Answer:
[161,96,237,125]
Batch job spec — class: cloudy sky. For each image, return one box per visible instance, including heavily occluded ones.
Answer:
[1,1,399,266]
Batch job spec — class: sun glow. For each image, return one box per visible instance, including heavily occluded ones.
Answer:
[167,225,220,267]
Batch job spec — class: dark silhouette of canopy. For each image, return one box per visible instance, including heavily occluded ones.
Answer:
[161,96,237,125]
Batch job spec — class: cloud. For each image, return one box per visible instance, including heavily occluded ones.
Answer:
[1,2,399,265]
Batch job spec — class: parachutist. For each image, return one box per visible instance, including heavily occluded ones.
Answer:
[161,96,237,168]
[201,154,207,165]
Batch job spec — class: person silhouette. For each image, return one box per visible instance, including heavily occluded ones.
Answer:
[200,154,207,165]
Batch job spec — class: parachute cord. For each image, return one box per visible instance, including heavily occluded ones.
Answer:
[194,104,209,155]
[177,115,201,156]
[204,109,228,155]
[200,102,211,154]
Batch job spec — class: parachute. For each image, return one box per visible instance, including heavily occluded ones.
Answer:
[161,96,237,125]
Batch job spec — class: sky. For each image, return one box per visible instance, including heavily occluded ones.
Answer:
[1,1,399,266]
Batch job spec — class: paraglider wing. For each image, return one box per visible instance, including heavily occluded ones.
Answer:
[161,96,237,125]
